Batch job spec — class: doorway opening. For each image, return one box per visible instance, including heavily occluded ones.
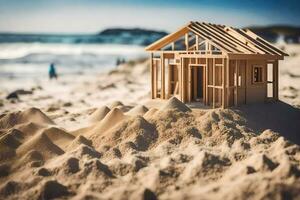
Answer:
[190,65,205,102]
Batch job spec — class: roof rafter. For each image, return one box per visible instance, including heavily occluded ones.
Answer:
[145,21,288,58]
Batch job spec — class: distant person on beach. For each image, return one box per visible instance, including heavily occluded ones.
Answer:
[49,63,58,80]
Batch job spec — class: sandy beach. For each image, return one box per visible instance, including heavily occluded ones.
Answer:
[0,44,300,199]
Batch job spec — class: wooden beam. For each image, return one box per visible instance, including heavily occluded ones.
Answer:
[212,58,216,108]
[150,53,154,99]
[228,53,283,60]
[198,22,247,54]
[179,58,183,101]
[226,58,230,107]
[195,35,199,51]
[235,60,239,106]
[245,29,289,56]
[222,58,226,108]
[245,60,247,104]
[189,26,232,53]
[161,53,165,99]
[145,24,190,51]
[179,54,226,59]
[154,60,158,98]
[168,60,172,98]
[188,59,192,102]
[191,22,241,53]
[273,60,279,100]
[205,58,209,105]
[185,33,189,50]
[182,58,187,103]
[205,22,257,54]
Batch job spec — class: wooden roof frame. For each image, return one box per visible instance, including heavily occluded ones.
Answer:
[145,21,288,60]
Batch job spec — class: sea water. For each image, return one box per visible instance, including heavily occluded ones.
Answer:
[0,41,146,90]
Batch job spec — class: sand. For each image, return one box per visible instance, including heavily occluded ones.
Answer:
[0,45,300,199]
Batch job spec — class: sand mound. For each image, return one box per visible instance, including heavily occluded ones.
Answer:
[14,122,45,139]
[20,107,54,124]
[110,101,123,108]
[88,106,110,123]
[17,132,64,159]
[14,150,44,169]
[181,151,231,182]
[160,97,191,112]
[126,105,149,116]
[0,132,21,149]
[95,116,158,153]
[245,154,278,172]
[0,164,10,177]
[38,180,69,199]
[66,135,92,151]
[41,127,75,149]
[0,181,20,197]
[0,108,54,130]
[2,98,300,199]
[71,144,101,159]
[143,108,158,119]
[0,112,20,130]
[80,158,114,178]
[89,107,127,136]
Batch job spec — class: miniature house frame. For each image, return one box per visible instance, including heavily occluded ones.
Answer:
[145,21,288,108]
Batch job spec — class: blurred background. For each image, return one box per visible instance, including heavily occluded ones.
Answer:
[0,0,299,90]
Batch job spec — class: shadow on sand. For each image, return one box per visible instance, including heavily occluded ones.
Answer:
[234,101,300,145]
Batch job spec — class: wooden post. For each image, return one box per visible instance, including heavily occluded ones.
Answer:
[235,60,239,106]
[273,60,279,100]
[154,60,158,98]
[185,33,189,50]
[179,58,183,101]
[182,58,186,103]
[188,65,191,102]
[150,53,154,99]
[212,58,216,108]
[205,58,209,105]
[226,58,230,107]
[168,61,172,98]
[222,58,226,108]
[195,35,199,51]
[161,53,165,99]
[245,60,247,104]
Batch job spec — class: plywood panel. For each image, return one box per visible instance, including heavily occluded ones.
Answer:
[245,59,267,103]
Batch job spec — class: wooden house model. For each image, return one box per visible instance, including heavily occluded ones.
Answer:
[145,21,288,108]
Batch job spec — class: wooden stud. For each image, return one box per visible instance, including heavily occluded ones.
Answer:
[182,58,186,103]
[154,60,158,98]
[171,42,175,51]
[245,60,247,104]
[161,53,165,99]
[185,33,189,50]
[222,58,226,108]
[235,60,239,106]
[273,60,279,100]
[168,60,172,98]
[212,58,216,108]
[188,61,192,102]
[226,58,230,107]
[205,58,209,105]
[150,53,154,99]
[179,58,183,101]
[195,35,199,51]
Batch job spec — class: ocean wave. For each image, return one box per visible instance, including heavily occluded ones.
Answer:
[0,43,145,60]
[0,43,146,78]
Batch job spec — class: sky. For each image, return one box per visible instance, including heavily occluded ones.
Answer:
[0,0,299,34]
